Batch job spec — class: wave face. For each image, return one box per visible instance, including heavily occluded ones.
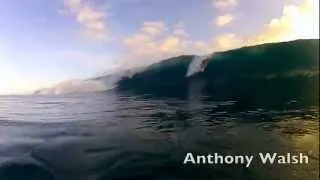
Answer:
[117,39,319,107]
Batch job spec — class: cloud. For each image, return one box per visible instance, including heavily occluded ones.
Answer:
[123,21,181,58]
[215,14,235,26]
[140,21,166,36]
[172,22,190,37]
[63,0,318,72]
[126,0,317,65]
[173,29,189,37]
[250,0,319,44]
[212,0,237,9]
[121,0,318,68]
[194,41,212,54]
[211,0,319,51]
[214,33,245,50]
[64,0,108,40]
[160,36,185,53]
[121,21,213,68]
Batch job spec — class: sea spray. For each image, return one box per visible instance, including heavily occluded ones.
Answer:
[34,66,148,95]
[186,54,212,77]
[34,79,108,95]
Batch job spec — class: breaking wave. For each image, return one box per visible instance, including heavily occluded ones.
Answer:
[34,54,213,95]
[34,39,319,97]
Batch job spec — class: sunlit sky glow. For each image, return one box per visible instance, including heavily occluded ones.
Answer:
[0,0,319,94]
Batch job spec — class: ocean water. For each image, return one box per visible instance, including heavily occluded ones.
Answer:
[0,91,318,180]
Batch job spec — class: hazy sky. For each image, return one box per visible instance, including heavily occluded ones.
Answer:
[0,0,319,94]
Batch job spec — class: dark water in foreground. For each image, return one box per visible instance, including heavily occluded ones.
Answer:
[0,92,318,180]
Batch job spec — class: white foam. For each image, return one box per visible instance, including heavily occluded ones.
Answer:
[186,54,212,77]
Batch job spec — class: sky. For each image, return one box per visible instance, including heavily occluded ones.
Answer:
[0,0,319,94]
